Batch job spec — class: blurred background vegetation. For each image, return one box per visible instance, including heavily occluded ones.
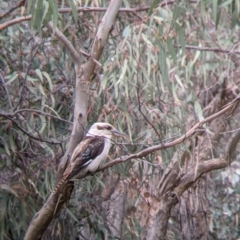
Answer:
[1,0,240,239]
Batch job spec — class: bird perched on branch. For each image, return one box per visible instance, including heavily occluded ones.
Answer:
[52,122,124,194]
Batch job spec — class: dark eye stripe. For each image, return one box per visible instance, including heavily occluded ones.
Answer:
[97,125,112,130]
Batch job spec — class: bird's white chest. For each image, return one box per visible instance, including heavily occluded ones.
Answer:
[86,138,111,173]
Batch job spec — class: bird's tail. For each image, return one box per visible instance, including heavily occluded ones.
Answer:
[51,175,68,195]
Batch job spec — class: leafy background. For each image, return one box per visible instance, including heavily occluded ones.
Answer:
[1,0,240,239]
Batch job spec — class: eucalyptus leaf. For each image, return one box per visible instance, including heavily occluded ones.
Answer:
[69,0,78,23]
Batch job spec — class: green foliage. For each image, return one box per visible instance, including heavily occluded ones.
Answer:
[0,0,240,239]
[0,2,76,239]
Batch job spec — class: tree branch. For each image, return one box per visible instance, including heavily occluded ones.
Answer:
[58,6,150,13]
[0,15,31,30]
[100,97,240,171]
[1,115,62,145]
[46,22,80,64]
[14,42,40,110]
[224,129,240,162]
[0,71,13,110]
[0,0,25,19]
[0,7,149,31]
[0,109,72,124]
[174,158,227,196]
[146,157,228,240]
[177,45,240,55]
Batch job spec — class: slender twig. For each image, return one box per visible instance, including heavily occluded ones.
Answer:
[136,84,161,139]
[59,6,150,13]
[79,49,102,68]
[0,7,149,31]
[0,109,72,124]
[0,72,13,110]
[46,22,80,64]
[0,0,25,19]
[0,1,201,31]
[2,115,62,144]
[135,57,161,138]
[0,16,31,30]
[176,45,240,55]
[14,41,41,110]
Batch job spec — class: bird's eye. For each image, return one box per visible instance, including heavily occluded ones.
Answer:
[106,126,112,130]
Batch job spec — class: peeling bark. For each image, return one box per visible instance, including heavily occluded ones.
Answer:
[146,192,178,240]
[107,180,126,238]
[179,177,209,240]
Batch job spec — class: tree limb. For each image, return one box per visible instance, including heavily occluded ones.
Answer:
[0,7,149,31]
[100,97,240,171]
[224,129,240,162]
[0,0,25,19]
[0,109,72,124]
[146,157,228,240]
[174,158,227,196]
[1,115,62,145]
[0,71,13,110]
[46,22,80,64]
[0,15,31,30]
[177,45,240,55]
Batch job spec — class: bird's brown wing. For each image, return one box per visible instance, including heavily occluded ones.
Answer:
[52,137,105,194]
[63,136,105,180]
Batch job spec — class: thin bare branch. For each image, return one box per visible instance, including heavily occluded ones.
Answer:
[0,1,202,31]
[136,83,161,139]
[0,72,13,110]
[100,98,239,171]
[0,0,25,19]
[224,129,240,162]
[46,22,80,64]
[0,15,31,30]
[0,109,72,124]
[14,42,40,110]
[1,115,62,145]
[177,45,240,55]
[59,6,150,13]
[79,49,102,68]
[0,7,149,31]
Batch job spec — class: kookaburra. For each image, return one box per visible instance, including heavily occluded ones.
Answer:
[52,122,124,194]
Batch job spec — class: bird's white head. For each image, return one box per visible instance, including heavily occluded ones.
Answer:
[86,122,124,138]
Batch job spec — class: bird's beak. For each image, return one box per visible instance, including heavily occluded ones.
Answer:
[111,129,126,137]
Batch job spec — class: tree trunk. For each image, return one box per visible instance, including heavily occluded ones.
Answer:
[179,176,209,240]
